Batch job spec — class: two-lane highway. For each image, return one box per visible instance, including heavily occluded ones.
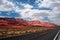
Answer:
[0,29,59,40]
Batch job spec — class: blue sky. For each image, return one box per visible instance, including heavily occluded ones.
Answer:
[0,11,21,18]
[0,0,60,25]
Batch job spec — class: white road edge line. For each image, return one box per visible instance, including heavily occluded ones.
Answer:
[53,31,60,40]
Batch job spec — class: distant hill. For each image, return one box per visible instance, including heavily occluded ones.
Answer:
[0,18,57,28]
[27,21,56,27]
[0,18,30,28]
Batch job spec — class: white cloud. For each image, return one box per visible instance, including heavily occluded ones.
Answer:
[20,3,33,9]
[48,16,60,25]
[0,0,15,11]
[18,9,50,21]
[35,0,60,25]
[36,0,52,8]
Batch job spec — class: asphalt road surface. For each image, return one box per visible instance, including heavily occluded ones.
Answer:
[56,31,60,40]
[0,30,58,40]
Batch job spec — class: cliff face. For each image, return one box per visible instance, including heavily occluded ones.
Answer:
[0,18,56,28]
[27,21,56,27]
[0,18,29,28]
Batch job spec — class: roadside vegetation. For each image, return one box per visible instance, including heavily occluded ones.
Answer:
[0,27,56,38]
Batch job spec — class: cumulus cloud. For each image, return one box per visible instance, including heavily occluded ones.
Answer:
[20,3,33,9]
[36,0,51,8]
[0,0,4,5]
[0,0,15,11]
[18,9,50,21]
[36,0,60,25]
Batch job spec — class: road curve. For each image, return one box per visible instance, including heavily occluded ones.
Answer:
[0,30,58,40]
